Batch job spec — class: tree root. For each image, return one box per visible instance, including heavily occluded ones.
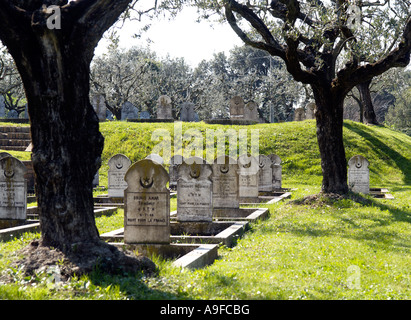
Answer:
[3,239,156,282]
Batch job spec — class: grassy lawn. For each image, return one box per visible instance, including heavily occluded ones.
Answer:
[0,120,410,300]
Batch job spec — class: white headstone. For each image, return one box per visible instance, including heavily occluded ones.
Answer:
[305,102,316,119]
[145,154,164,165]
[108,154,132,198]
[237,154,259,199]
[230,96,245,119]
[0,156,27,221]
[157,95,173,120]
[348,155,370,194]
[212,156,239,209]
[269,154,282,189]
[258,155,273,192]
[177,157,213,222]
[294,107,305,121]
[124,159,170,244]
[244,101,259,121]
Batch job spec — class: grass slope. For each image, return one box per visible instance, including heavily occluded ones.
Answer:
[0,120,410,300]
[99,119,410,187]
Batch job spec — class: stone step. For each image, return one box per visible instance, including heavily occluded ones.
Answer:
[0,139,31,147]
[0,132,31,139]
[0,145,28,151]
[0,126,30,133]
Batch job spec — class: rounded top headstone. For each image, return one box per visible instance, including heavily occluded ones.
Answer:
[108,154,132,170]
[348,155,369,169]
[268,154,282,165]
[125,159,169,192]
[238,154,259,175]
[146,154,164,165]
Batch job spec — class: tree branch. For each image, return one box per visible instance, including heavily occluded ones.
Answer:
[338,17,411,87]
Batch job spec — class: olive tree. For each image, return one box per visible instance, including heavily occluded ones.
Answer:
[188,0,411,194]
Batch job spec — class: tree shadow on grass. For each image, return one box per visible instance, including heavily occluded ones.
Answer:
[343,122,411,185]
[86,263,184,300]
[274,191,411,253]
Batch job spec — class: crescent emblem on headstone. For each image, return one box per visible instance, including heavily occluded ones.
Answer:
[140,176,154,188]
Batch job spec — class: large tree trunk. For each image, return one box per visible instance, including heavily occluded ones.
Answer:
[312,85,349,194]
[21,45,103,249]
[357,80,379,125]
[0,1,156,277]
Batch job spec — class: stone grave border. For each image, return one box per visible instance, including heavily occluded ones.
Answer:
[0,207,118,241]
[126,119,174,123]
[204,119,258,125]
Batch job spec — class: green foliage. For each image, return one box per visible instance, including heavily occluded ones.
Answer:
[385,88,411,136]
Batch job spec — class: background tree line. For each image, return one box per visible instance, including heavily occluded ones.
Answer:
[1,41,409,134]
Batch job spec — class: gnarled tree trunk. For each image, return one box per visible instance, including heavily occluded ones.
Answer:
[312,85,349,194]
[0,1,155,276]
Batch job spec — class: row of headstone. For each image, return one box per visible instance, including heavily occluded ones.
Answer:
[102,153,372,245]
[294,103,316,121]
[230,96,259,121]
[121,154,279,244]
[169,154,282,193]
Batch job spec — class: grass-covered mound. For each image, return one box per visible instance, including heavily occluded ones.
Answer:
[98,119,410,188]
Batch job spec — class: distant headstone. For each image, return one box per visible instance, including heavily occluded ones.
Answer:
[146,154,164,165]
[180,102,196,122]
[23,104,29,119]
[121,101,139,120]
[92,171,99,188]
[139,111,151,120]
[7,109,18,119]
[0,156,27,221]
[269,154,282,189]
[305,102,316,120]
[92,95,107,122]
[169,155,184,189]
[106,109,114,121]
[194,112,199,122]
[0,96,5,118]
[108,154,132,198]
[230,96,245,119]
[212,156,239,209]
[348,155,370,194]
[294,107,305,121]
[124,159,170,244]
[258,155,273,192]
[244,101,259,121]
[157,95,173,120]
[177,157,213,222]
[237,154,259,199]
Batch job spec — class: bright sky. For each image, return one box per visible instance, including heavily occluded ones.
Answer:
[95,6,243,67]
